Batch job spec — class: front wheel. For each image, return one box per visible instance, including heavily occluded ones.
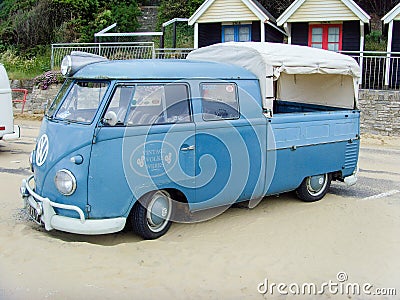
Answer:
[295,173,332,202]
[131,190,173,239]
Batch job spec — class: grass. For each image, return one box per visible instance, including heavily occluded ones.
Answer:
[0,47,52,80]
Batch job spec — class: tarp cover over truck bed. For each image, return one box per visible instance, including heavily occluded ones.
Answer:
[187,42,361,112]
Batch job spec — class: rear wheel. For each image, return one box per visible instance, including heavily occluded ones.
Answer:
[131,190,172,239]
[295,173,332,202]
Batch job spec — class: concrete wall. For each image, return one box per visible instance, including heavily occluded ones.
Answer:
[15,83,400,137]
[11,82,61,114]
[27,84,61,114]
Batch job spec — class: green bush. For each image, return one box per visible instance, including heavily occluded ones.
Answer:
[0,0,66,50]
[365,30,387,52]
[156,23,194,48]
[80,2,141,42]
[156,0,202,48]
[0,47,51,79]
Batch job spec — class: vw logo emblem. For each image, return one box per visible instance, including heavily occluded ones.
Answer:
[36,134,49,167]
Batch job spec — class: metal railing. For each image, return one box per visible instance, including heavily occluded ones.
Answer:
[51,43,193,69]
[12,89,28,113]
[341,51,400,90]
[51,42,156,69]
[51,44,400,90]
[154,48,193,59]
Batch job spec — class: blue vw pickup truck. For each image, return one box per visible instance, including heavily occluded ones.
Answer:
[21,43,360,239]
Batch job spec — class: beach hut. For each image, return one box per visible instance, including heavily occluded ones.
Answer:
[188,0,285,49]
[382,3,400,87]
[277,0,370,52]
[382,2,400,54]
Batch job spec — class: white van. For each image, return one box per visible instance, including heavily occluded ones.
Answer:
[0,64,20,141]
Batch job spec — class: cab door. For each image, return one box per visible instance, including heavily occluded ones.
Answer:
[88,82,196,219]
[191,82,266,211]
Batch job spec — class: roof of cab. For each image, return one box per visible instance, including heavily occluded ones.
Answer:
[72,59,258,80]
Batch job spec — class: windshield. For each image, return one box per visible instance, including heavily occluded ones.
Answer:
[46,79,73,118]
[53,81,109,124]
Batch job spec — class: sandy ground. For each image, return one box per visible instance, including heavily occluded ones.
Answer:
[0,119,399,299]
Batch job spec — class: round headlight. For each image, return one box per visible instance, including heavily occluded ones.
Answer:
[61,55,72,76]
[54,169,76,196]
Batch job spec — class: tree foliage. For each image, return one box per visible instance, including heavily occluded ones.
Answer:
[0,0,65,49]
[257,0,294,18]
[157,0,204,26]
[1,0,400,52]
[0,0,141,50]
[52,0,99,20]
[356,0,400,18]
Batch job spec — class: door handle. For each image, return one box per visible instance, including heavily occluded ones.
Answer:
[180,145,195,151]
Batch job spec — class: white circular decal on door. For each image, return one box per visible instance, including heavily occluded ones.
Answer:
[36,134,49,167]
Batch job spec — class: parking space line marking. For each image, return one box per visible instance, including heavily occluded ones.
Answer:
[361,190,400,201]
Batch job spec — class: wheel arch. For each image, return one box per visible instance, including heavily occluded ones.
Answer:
[295,172,333,202]
[127,187,189,216]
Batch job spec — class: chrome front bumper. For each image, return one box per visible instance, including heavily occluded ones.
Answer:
[21,175,126,235]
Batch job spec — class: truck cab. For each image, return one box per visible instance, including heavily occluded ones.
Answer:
[21,44,360,239]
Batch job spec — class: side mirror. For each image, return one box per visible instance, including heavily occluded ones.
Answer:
[103,111,118,126]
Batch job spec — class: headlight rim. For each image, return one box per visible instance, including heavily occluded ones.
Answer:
[54,169,77,196]
[61,55,72,76]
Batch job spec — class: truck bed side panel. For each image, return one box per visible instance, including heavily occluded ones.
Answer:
[266,110,360,195]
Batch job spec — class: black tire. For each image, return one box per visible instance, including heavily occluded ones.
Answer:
[295,173,332,202]
[131,190,172,239]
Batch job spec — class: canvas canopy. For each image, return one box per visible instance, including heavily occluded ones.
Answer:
[187,42,361,111]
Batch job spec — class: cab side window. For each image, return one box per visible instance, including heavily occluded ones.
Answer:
[105,86,135,125]
[104,84,191,126]
[200,83,239,121]
[163,84,191,123]
[126,84,191,126]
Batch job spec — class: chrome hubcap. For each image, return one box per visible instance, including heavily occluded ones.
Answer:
[146,191,172,233]
[306,174,328,197]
